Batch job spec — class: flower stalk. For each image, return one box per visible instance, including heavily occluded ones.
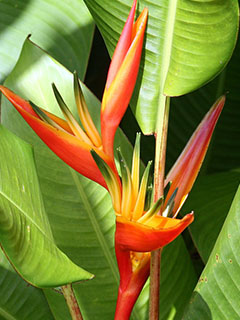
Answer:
[0,0,226,317]
[149,96,170,319]
[62,284,83,320]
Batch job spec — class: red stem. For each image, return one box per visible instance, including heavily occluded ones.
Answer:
[62,284,83,320]
[114,246,150,319]
[149,97,170,319]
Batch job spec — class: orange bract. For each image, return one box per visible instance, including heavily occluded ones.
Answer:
[101,0,148,160]
[0,0,147,193]
[111,96,224,320]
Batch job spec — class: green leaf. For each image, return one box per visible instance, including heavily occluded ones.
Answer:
[43,289,72,320]
[0,0,94,83]
[0,125,93,287]
[183,185,240,320]
[83,0,238,133]
[182,170,240,263]
[1,38,132,319]
[1,38,197,319]
[166,28,240,175]
[0,251,54,320]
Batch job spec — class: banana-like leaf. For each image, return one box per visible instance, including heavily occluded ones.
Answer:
[84,0,239,133]
[0,0,94,83]
[0,251,54,320]
[183,185,240,320]
[182,170,240,263]
[166,33,240,175]
[0,125,93,287]
[1,39,197,319]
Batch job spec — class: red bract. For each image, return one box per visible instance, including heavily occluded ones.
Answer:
[164,95,226,215]
[0,0,226,317]
[101,0,148,160]
[116,213,194,252]
[92,96,224,319]
[0,0,147,190]
[0,85,109,188]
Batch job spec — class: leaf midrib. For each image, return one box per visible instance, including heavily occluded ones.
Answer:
[70,169,142,319]
[155,0,178,134]
[160,0,178,94]
[69,168,119,282]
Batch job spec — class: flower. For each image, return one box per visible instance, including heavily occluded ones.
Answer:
[92,95,225,319]
[0,82,110,188]
[101,0,148,160]
[0,0,225,317]
[0,0,148,189]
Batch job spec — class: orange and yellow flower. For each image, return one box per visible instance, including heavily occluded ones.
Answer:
[0,0,225,318]
[92,95,225,319]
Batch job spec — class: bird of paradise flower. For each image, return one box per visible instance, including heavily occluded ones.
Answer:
[0,0,225,319]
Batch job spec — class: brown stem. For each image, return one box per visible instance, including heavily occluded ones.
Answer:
[149,248,162,319]
[62,284,83,320]
[153,96,170,203]
[149,97,170,320]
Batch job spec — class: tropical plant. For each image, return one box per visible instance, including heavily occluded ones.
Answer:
[0,1,239,319]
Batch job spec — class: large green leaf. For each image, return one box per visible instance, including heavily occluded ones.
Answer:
[84,0,238,133]
[0,0,94,83]
[0,251,53,320]
[166,26,240,175]
[1,39,197,319]
[182,170,240,263]
[0,125,92,287]
[120,10,240,180]
[1,38,123,320]
[183,186,240,320]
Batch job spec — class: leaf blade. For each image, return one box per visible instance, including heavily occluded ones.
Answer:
[1,38,198,319]
[0,251,54,320]
[84,0,238,133]
[182,170,240,263]
[0,0,94,83]
[183,185,240,320]
[0,125,93,288]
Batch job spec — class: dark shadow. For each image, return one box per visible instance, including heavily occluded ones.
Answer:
[0,0,31,34]
[85,27,110,99]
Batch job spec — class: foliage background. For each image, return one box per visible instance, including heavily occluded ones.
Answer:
[0,0,239,319]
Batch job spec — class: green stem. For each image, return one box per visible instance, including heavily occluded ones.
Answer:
[149,96,170,319]
[62,284,83,320]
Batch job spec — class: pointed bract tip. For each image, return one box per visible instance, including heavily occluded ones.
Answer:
[140,7,148,19]
[212,95,225,111]
[164,95,225,215]
[185,211,194,222]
